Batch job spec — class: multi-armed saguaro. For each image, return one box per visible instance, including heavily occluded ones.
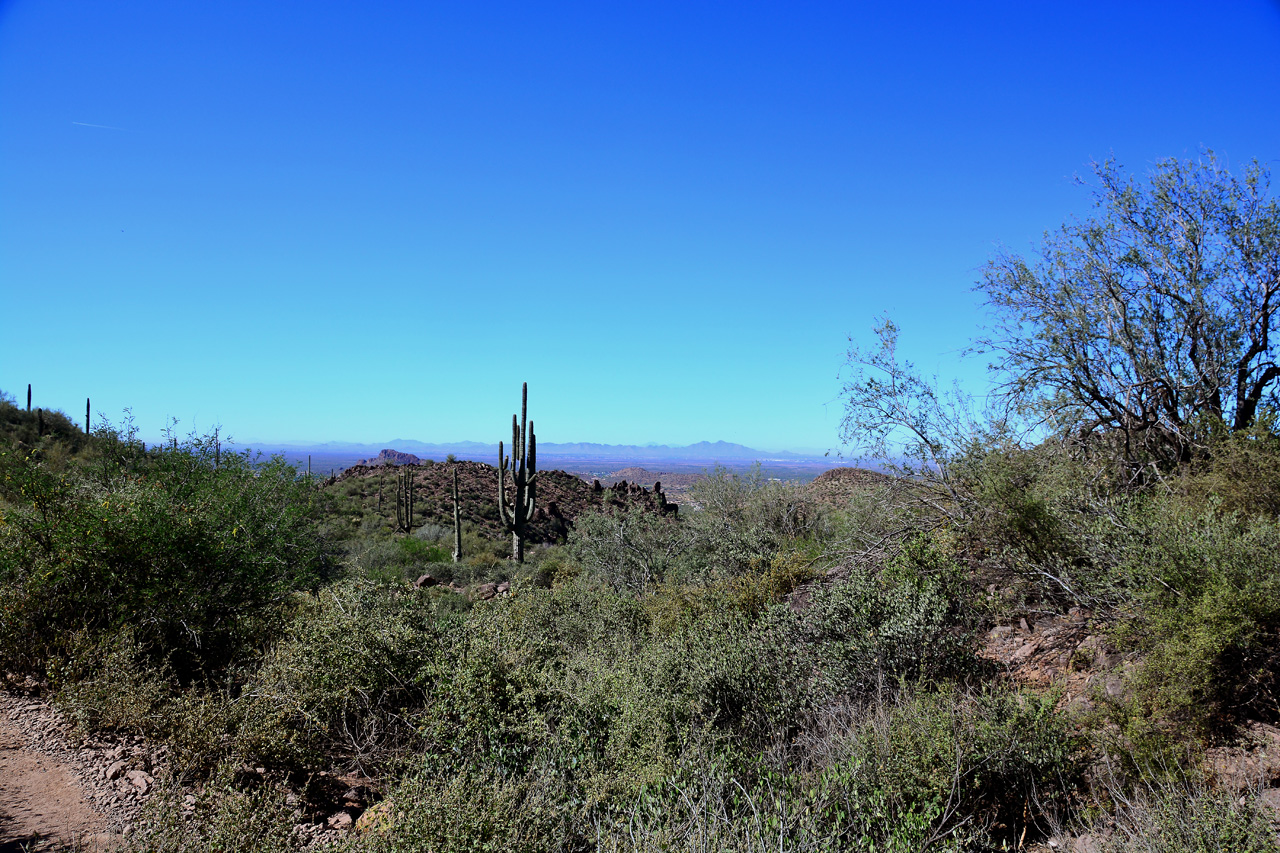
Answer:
[395,467,416,534]
[498,382,537,563]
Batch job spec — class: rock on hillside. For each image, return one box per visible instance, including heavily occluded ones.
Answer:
[332,460,675,543]
[803,466,897,510]
[355,449,425,466]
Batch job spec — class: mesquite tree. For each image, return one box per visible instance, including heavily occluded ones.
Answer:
[498,383,537,562]
[976,151,1280,469]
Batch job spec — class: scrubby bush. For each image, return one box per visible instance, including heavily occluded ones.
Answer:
[569,506,695,593]
[1107,506,1280,733]
[0,429,335,679]
[239,578,454,770]
[1098,772,1280,853]
[125,761,303,853]
[686,464,825,575]
[765,566,977,703]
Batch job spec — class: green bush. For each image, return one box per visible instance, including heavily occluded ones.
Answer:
[1099,774,1280,853]
[0,430,335,679]
[1109,506,1280,733]
[763,565,979,703]
[685,464,825,576]
[239,579,454,770]
[124,761,302,853]
[582,685,1081,853]
[568,506,694,593]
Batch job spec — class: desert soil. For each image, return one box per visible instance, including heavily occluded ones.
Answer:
[0,693,140,851]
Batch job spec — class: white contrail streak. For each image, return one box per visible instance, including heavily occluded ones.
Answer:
[71,121,128,130]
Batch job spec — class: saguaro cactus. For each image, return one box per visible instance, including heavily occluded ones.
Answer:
[396,467,416,534]
[498,383,537,562]
[85,398,91,435]
[26,384,31,412]
[452,465,463,563]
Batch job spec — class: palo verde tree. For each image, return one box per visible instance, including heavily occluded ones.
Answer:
[497,382,537,562]
[976,151,1280,471]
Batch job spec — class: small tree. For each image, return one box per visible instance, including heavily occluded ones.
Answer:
[976,151,1280,471]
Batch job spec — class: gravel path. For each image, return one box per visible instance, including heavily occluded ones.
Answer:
[0,693,166,851]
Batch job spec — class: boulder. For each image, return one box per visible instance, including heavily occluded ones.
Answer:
[470,583,498,601]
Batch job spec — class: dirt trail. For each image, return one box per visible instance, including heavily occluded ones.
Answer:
[0,696,125,851]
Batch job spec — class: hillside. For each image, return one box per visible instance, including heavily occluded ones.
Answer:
[802,465,898,510]
[328,460,675,543]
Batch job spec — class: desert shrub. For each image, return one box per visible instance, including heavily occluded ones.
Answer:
[53,627,171,733]
[352,758,578,853]
[412,522,450,542]
[239,578,452,771]
[949,439,1072,562]
[1108,506,1280,733]
[764,564,978,703]
[346,534,453,583]
[568,506,695,593]
[584,685,1081,853]
[0,434,335,679]
[52,628,266,776]
[685,464,825,575]
[1098,773,1280,853]
[125,761,303,853]
[1180,414,1280,517]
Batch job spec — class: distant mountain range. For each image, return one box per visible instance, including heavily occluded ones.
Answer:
[246,438,829,463]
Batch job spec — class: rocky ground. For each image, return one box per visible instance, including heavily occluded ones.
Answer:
[0,691,133,850]
[0,689,382,851]
[980,612,1280,851]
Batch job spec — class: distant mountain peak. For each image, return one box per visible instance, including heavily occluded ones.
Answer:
[355,448,423,466]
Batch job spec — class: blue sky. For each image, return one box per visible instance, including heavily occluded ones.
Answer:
[2,1,1279,453]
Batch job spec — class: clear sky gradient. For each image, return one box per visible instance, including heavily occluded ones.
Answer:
[3,1,1279,452]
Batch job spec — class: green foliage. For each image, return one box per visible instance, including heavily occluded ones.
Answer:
[568,505,694,593]
[354,760,577,853]
[1099,774,1280,853]
[1110,507,1280,732]
[241,579,452,770]
[1180,413,1280,517]
[764,563,977,702]
[0,426,335,678]
[124,761,302,853]
[685,463,825,575]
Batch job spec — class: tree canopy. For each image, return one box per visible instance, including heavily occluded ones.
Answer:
[977,152,1280,465]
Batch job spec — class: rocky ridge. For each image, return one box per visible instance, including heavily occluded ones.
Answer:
[331,459,675,542]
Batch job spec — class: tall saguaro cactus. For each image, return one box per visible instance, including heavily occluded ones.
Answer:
[396,467,416,534]
[85,398,91,435]
[451,465,463,563]
[498,382,537,562]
